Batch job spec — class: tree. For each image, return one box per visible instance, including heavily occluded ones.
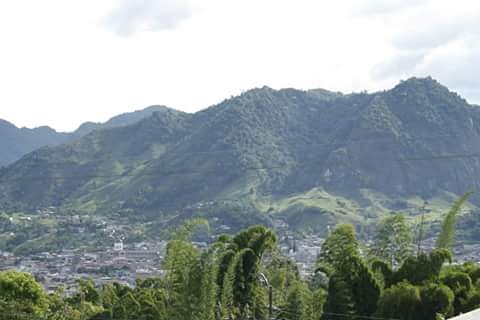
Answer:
[310,289,327,320]
[321,273,354,320]
[0,270,48,318]
[218,225,276,319]
[319,225,380,319]
[436,191,474,250]
[173,218,209,242]
[99,283,120,319]
[440,271,473,315]
[45,288,82,320]
[376,282,421,320]
[317,224,358,269]
[164,224,201,319]
[371,259,394,288]
[72,279,100,305]
[370,214,412,267]
[134,288,167,320]
[348,255,381,317]
[279,281,312,320]
[392,249,452,285]
[185,250,218,320]
[419,283,454,320]
[114,291,141,320]
[267,251,300,306]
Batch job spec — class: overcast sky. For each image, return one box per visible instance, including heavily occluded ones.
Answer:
[0,0,479,131]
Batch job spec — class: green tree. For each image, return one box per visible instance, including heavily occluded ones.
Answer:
[376,282,421,320]
[173,218,210,242]
[440,271,473,315]
[348,255,381,317]
[266,251,300,306]
[114,291,141,320]
[321,273,354,320]
[45,288,81,320]
[186,250,218,320]
[164,228,201,319]
[371,259,394,288]
[218,225,276,319]
[310,289,327,320]
[319,225,380,319]
[392,249,452,285]
[74,279,100,305]
[0,270,48,318]
[370,214,412,266]
[278,281,312,320]
[419,283,454,320]
[134,287,168,320]
[436,191,474,250]
[317,224,358,269]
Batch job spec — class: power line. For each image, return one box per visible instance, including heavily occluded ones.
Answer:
[416,200,428,257]
[398,153,480,161]
[3,131,473,167]
[1,151,480,184]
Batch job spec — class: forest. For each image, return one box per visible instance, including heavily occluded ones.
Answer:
[1,194,479,320]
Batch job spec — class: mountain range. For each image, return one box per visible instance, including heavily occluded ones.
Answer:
[1,77,480,238]
[0,106,167,167]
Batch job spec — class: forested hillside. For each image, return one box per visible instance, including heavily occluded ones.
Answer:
[1,77,480,237]
[0,106,166,166]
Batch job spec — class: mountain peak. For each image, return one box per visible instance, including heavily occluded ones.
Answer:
[241,86,275,96]
[394,76,444,90]
[307,88,344,101]
[387,76,468,107]
[0,119,17,130]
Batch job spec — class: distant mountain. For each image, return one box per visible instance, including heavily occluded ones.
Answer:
[0,106,167,166]
[1,77,480,236]
[0,120,70,167]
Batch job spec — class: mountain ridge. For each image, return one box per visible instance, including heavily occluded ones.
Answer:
[1,77,480,238]
[0,105,171,166]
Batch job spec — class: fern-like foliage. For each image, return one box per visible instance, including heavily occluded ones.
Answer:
[436,191,474,250]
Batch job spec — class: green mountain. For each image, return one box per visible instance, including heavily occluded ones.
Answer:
[1,77,480,238]
[0,120,70,167]
[0,106,167,166]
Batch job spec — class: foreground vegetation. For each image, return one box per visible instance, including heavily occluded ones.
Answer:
[1,194,480,320]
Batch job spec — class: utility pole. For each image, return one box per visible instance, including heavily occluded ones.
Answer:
[79,290,85,320]
[417,200,428,257]
[258,273,273,319]
[268,285,273,318]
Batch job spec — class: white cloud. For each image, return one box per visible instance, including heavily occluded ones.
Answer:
[0,0,479,131]
[419,45,480,91]
[373,52,426,80]
[354,0,428,15]
[371,1,480,101]
[103,0,192,36]
[392,16,479,51]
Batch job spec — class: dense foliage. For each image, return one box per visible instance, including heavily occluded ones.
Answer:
[2,203,480,320]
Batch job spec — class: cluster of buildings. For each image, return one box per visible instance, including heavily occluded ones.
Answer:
[277,233,324,276]
[0,240,168,294]
[0,225,325,294]
[3,216,480,295]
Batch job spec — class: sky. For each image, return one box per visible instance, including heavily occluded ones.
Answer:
[0,0,479,131]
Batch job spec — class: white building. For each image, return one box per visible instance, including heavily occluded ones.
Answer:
[448,309,480,320]
[113,241,124,252]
